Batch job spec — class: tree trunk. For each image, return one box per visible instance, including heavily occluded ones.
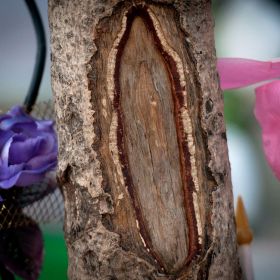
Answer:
[49,0,242,279]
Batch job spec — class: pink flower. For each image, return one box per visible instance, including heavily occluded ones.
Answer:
[217,58,280,180]
[255,81,280,180]
[217,58,280,90]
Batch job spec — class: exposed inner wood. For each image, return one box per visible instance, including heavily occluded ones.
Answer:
[119,16,189,271]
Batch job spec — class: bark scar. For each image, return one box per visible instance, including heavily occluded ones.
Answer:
[107,5,202,274]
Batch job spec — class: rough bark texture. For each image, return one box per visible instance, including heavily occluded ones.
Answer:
[49,0,242,279]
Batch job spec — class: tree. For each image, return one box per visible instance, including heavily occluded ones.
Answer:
[49,0,242,279]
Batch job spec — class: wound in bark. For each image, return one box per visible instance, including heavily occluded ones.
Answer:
[107,6,202,274]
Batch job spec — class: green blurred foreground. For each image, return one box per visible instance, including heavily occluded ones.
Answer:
[15,227,68,280]
[40,229,68,279]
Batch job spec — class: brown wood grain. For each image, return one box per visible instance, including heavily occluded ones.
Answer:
[119,16,188,271]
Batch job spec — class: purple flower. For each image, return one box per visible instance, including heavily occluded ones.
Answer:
[0,106,57,189]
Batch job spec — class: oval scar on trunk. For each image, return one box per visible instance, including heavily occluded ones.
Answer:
[107,6,202,273]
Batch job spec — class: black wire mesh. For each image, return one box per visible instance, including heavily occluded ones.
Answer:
[22,172,64,225]
[28,100,64,225]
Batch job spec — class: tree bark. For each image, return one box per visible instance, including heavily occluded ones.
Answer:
[49,0,242,279]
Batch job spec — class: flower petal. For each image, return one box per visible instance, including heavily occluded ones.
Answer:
[1,137,13,164]
[0,116,36,132]
[34,132,57,155]
[217,58,280,90]
[36,120,54,132]
[0,164,24,189]
[13,154,57,187]
[9,136,50,165]
[255,80,280,180]
[0,130,14,152]
[6,105,26,117]
[27,152,57,170]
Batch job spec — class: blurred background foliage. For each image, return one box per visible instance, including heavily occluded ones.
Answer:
[1,0,280,279]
